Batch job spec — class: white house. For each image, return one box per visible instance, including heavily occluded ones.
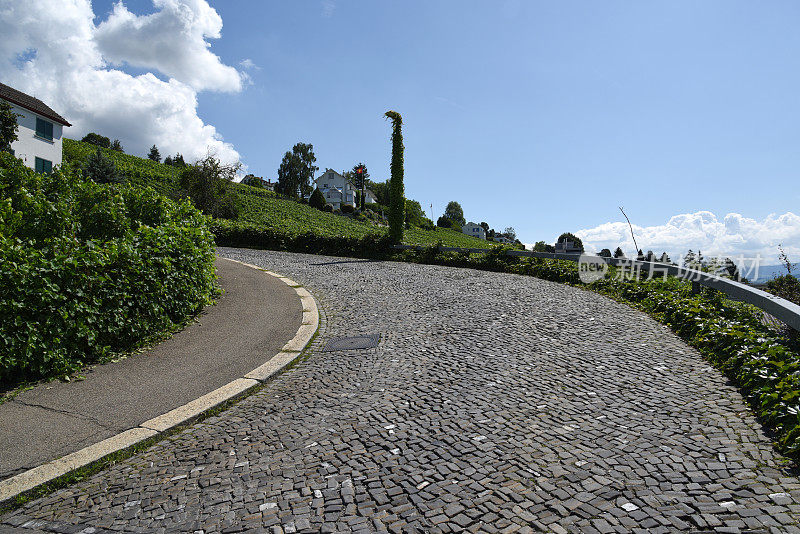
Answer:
[462,222,486,240]
[364,189,379,205]
[493,236,513,244]
[314,168,358,210]
[1,82,71,173]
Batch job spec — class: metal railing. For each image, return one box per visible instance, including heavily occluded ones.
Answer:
[394,244,800,331]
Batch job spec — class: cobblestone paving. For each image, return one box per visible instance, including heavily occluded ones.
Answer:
[4,248,800,533]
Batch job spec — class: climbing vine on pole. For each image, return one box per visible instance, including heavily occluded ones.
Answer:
[385,110,405,243]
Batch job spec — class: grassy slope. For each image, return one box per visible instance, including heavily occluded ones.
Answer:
[63,138,493,249]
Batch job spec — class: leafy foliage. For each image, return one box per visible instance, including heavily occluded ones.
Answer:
[309,187,326,210]
[110,139,124,152]
[277,142,317,198]
[62,138,492,251]
[176,155,239,219]
[0,101,20,153]
[557,232,584,251]
[83,147,123,184]
[385,111,405,243]
[81,133,111,149]
[0,152,216,386]
[443,201,465,227]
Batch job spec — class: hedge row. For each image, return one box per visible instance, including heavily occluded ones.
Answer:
[210,219,395,259]
[0,153,217,385]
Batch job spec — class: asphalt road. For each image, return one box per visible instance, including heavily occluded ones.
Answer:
[0,257,301,481]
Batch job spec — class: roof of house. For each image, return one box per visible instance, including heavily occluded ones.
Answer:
[0,82,72,126]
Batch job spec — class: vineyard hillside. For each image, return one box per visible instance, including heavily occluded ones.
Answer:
[62,139,494,249]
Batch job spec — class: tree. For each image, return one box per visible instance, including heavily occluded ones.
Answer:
[405,199,427,227]
[111,139,124,152]
[442,201,465,227]
[366,179,390,206]
[173,154,186,167]
[659,252,672,264]
[83,147,122,184]
[504,227,517,241]
[0,100,20,153]
[437,215,459,229]
[178,155,239,219]
[385,111,405,242]
[309,187,326,210]
[148,145,161,162]
[346,163,369,209]
[241,174,264,188]
[598,248,612,258]
[557,232,584,252]
[613,247,625,258]
[82,132,111,148]
[277,142,317,198]
[480,222,489,233]
[164,155,173,166]
[533,241,555,253]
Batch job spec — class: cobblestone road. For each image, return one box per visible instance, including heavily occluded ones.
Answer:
[4,249,799,533]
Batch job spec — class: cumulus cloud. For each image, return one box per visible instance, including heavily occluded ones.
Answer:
[576,211,800,264]
[95,0,242,92]
[0,0,242,165]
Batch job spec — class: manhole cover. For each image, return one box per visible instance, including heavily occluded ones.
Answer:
[323,334,381,352]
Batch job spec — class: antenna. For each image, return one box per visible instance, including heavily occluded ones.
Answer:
[619,206,640,254]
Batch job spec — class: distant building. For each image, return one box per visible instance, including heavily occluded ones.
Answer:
[493,236,513,244]
[364,189,379,205]
[241,174,275,191]
[0,82,71,173]
[462,222,486,240]
[555,240,582,253]
[314,169,358,210]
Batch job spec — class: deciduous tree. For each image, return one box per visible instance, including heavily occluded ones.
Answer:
[0,101,20,153]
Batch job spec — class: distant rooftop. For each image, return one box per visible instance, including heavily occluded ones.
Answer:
[0,82,71,126]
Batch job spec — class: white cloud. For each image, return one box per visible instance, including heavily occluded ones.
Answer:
[95,0,243,92]
[576,211,800,264]
[239,58,258,70]
[321,0,336,18]
[0,0,242,166]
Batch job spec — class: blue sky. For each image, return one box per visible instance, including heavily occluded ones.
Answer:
[4,1,798,260]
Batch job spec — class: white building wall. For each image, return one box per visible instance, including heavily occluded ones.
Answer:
[6,104,64,170]
[462,223,487,240]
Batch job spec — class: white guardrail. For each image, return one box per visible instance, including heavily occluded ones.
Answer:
[394,244,800,331]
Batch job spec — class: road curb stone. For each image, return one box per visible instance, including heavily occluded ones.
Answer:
[0,258,319,506]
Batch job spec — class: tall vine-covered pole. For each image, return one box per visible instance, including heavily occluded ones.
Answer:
[385,110,405,243]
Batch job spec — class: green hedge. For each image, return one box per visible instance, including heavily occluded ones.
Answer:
[0,153,217,385]
[210,218,394,258]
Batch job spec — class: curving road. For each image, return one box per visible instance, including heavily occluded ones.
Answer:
[3,248,798,533]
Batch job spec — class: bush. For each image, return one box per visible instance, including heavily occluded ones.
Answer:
[210,218,393,258]
[323,204,333,213]
[309,187,326,210]
[341,203,355,214]
[83,147,124,184]
[766,275,800,306]
[176,155,239,220]
[0,152,216,386]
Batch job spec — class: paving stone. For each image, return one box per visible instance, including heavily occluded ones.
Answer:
[2,248,799,533]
